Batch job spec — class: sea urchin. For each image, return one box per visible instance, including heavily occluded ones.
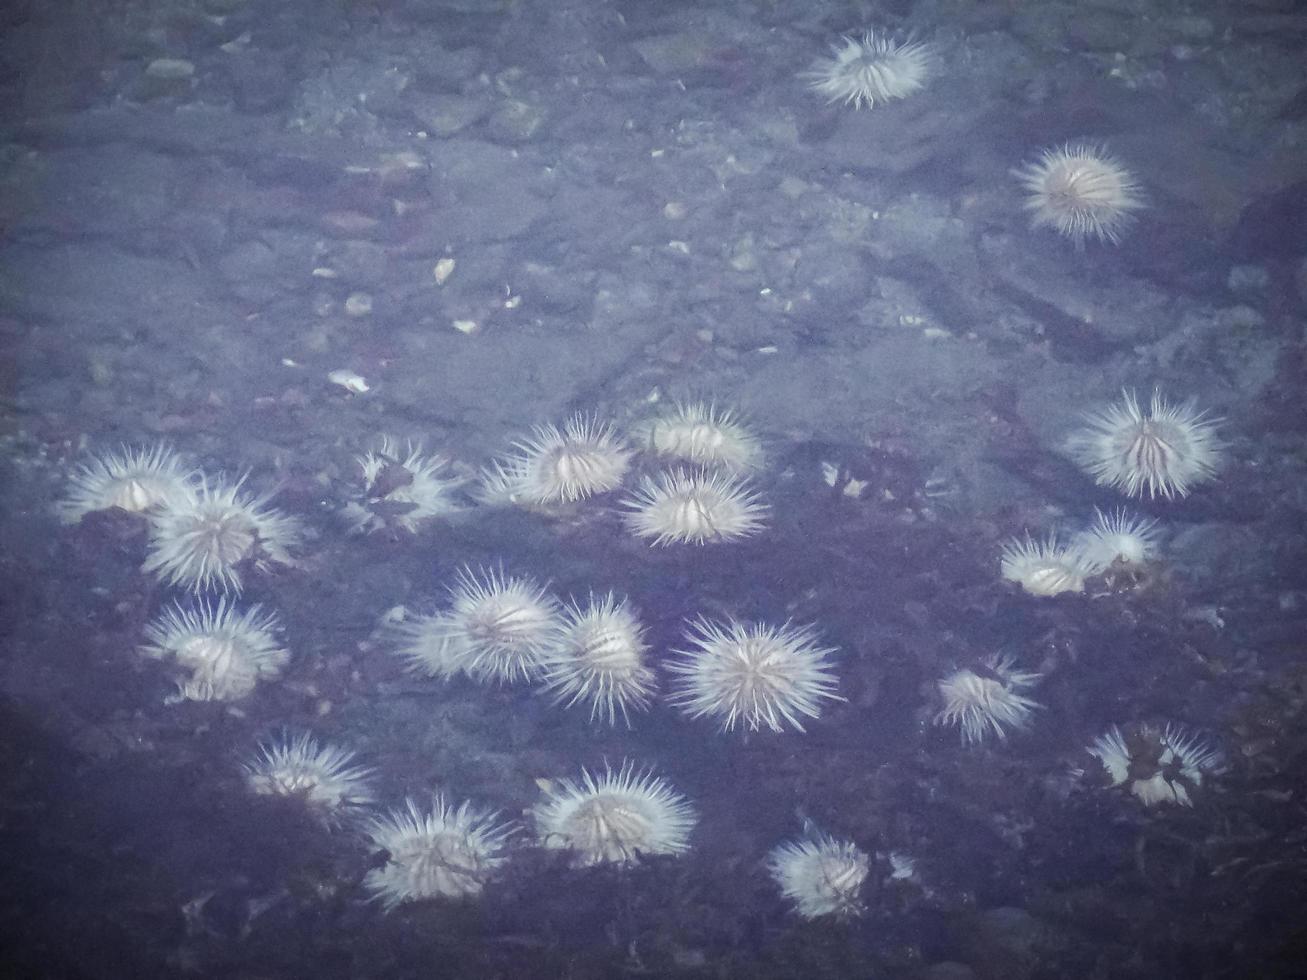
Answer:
[934,653,1042,745]
[143,477,301,594]
[537,593,656,726]
[805,32,934,110]
[668,617,842,733]
[1014,143,1144,246]
[768,833,870,919]
[59,443,198,523]
[243,731,373,822]
[481,415,631,506]
[532,762,696,867]
[140,598,289,702]
[623,468,767,546]
[364,797,514,908]
[1066,389,1223,500]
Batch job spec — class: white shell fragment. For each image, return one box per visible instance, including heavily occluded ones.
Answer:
[328,369,370,393]
[344,293,373,317]
[146,58,196,80]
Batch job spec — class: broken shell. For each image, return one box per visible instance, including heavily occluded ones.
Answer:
[146,58,196,80]
[328,369,370,393]
[344,292,373,317]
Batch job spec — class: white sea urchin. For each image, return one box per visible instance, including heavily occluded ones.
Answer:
[343,437,463,534]
[632,401,762,471]
[934,653,1042,745]
[243,731,373,821]
[364,796,514,908]
[395,567,562,684]
[623,468,767,546]
[1085,724,1221,807]
[140,598,289,702]
[143,478,302,593]
[481,414,631,505]
[1014,143,1144,246]
[1066,389,1223,500]
[805,31,934,110]
[768,833,870,919]
[1000,532,1093,597]
[668,618,842,733]
[537,593,656,726]
[1073,507,1161,572]
[532,762,696,867]
[59,443,198,523]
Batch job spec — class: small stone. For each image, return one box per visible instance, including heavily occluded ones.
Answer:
[219,31,252,54]
[410,94,488,137]
[343,152,427,189]
[487,100,546,142]
[327,369,369,393]
[88,358,114,387]
[227,51,292,112]
[632,32,713,74]
[139,58,196,100]
[146,58,196,80]
[344,292,373,317]
[1227,265,1269,293]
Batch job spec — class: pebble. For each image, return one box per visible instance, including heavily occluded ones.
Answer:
[327,369,370,393]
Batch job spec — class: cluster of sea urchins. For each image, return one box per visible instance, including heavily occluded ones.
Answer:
[343,404,771,548]
[57,375,1229,926]
[962,387,1226,794]
[54,405,862,918]
[801,32,1228,830]
[60,445,303,703]
[54,28,1239,922]
[473,403,770,547]
[937,392,1226,791]
[804,31,1146,248]
[391,566,842,734]
[804,30,1229,819]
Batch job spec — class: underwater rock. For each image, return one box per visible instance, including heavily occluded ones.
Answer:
[957,906,1063,980]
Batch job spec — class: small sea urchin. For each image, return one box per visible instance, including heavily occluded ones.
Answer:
[140,598,289,702]
[343,437,463,535]
[392,611,465,679]
[1074,507,1161,572]
[768,833,870,919]
[243,731,373,822]
[1014,143,1144,246]
[1085,724,1221,807]
[1067,389,1223,500]
[632,402,762,471]
[532,762,696,867]
[481,415,631,505]
[143,478,301,593]
[623,468,767,546]
[396,567,562,685]
[538,593,656,726]
[668,618,842,733]
[59,443,197,523]
[934,653,1042,745]
[364,797,514,908]
[805,31,934,110]
[1000,532,1094,597]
